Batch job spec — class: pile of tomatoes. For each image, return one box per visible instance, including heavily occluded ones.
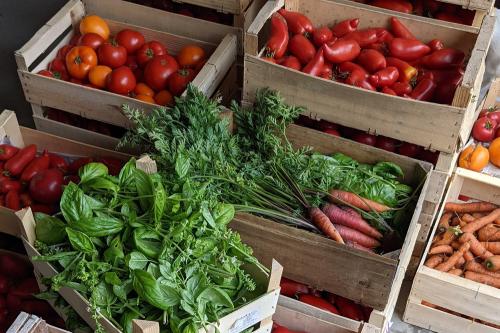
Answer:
[352,0,475,25]
[459,108,500,172]
[38,15,208,107]
[297,115,440,165]
[263,10,466,105]
[0,143,122,213]
[0,251,65,331]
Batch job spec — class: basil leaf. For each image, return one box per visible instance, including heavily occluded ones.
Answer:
[175,152,190,179]
[134,168,154,211]
[373,162,404,179]
[133,228,162,259]
[120,310,139,333]
[66,228,95,254]
[126,251,148,270]
[201,203,216,228]
[83,177,120,193]
[114,279,133,300]
[146,263,160,279]
[153,180,166,227]
[132,269,179,310]
[104,236,125,267]
[60,183,92,223]
[213,203,234,226]
[197,286,233,309]
[79,162,108,184]
[35,213,66,245]
[92,281,116,307]
[118,158,136,188]
[69,214,123,237]
[104,272,122,286]
[32,251,78,262]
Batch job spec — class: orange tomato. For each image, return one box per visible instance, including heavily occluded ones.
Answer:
[136,94,155,104]
[79,15,110,41]
[88,65,112,88]
[155,90,174,107]
[459,144,489,172]
[134,83,155,97]
[65,46,97,80]
[489,138,500,167]
[177,45,206,68]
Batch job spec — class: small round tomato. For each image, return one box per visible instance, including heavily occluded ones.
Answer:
[125,55,139,71]
[375,136,398,152]
[398,142,422,158]
[98,41,127,68]
[88,65,112,88]
[69,33,81,46]
[489,138,500,167]
[37,70,53,78]
[137,41,167,67]
[144,54,179,91]
[136,94,155,104]
[134,83,155,97]
[106,66,136,95]
[116,29,145,54]
[323,128,340,136]
[48,58,69,80]
[65,46,97,80]
[472,117,497,142]
[77,33,105,50]
[177,45,206,68]
[56,45,73,60]
[168,69,196,96]
[79,15,110,40]
[155,90,174,107]
[459,144,489,171]
[353,132,377,146]
[419,149,439,165]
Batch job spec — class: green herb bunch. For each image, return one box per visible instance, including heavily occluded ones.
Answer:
[34,160,266,333]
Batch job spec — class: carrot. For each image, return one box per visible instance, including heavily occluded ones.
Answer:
[444,202,497,213]
[461,214,476,223]
[484,256,500,272]
[462,209,500,233]
[438,212,452,232]
[328,189,390,213]
[433,230,457,246]
[478,224,500,242]
[450,241,461,250]
[464,250,475,262]
[459,232,494,259]
[435,242,470,272]
[345,241,374,253]
[481,242,500,254]
[333,224,380,248]
[464,271,500,288]
[450,217,460,227]
[429,245,453,255]
[448,268,463,276]
[424,255,445,268]
[455,256,465,268]
[322,204,383,239]
[464,261,500,278]
[433,234,443,243]
[309,207,344,244]
[472,212,486,219]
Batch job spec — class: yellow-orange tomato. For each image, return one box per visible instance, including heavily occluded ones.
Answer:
[177,45,206,68]
[136,94,155,104]
[489,138,500,167]
[88,65,112,88]
[459,144,489,172]
[65,46,98,80]
[154,90,174,107]
[134,83,155,97]
[79,15,110,41]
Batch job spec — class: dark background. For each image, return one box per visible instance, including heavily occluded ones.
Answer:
[0,0,66,127]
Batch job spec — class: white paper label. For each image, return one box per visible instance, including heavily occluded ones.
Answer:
[228,309,261,333]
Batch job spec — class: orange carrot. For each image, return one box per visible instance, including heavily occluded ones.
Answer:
[478,224,500,242]
[345,241,374,253]
[472,212,486,219]
[484,256,500,272]
[464,250,475,262]
[455,256,465,268]
[465,261,500,278]
[481,242,500,254]
[462,209,500,233]
[464,271,500,288]
[438,212,452,232]
[460,232,494,259]
[461,214,476,223]
[309,207,344,244]
[444,202,497,213]
[433,234,443,243]
[450,241,461,250]
[322,204,382,239]
[435,242,470,272]
[328,189,390,213]
[429,245,453,255]
[450,217,460,227]
[333,224,380,248]
[424,255,444,268]
[448,268,463,276]
[433,230,457,246]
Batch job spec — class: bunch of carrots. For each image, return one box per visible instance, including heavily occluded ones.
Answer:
[425,201,500,288]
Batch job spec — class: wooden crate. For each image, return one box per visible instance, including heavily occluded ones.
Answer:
[243,0,495,154]
[229,124,438,332]
[7,313,70,333]
[15,0,237,129]
[171,0,253,14]
[404,167,500,333]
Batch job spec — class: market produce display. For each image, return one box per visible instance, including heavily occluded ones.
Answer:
[351,0,476,25]
[33,158,267,333]
[38,15,208,107]
[262,11,465,105]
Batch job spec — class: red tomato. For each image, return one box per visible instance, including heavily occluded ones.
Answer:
[323,39,361,64]
[391,82,412,96]
[20,150,50,182]
[398,142,422,158]
[265,13,289,59]
[375,136,398,152]
[337,62,367,77]
[419,149,439,165]
[69,33,81,46]
[37,70,54,78]
[302,49,325,77]
[312,27,333,47]
[280,278,309,297]
[144,55,179,91]
[435,11,465,24]
[98,41,127,68]
[298,294,339,314]
[0,253,31,278]
[389,38,431,61]
[472,117,497,142]
[353,132,377,146]
[125,55,139,71]
[116,29,145,54]
[410,78,436,101]
[371,0,413,13]
[56,45,73,60]
[390,17,415,40]
[5,144,37,176]
[137,41,167,67]
[277,56,302,71]
[382,86,397,96]
[29,169,64,204]
[324,128,340,136]
[77,33,105,50]
[369,66,399,87]
[278,9,313,35]
[428,39,444,51]
[106,66,137,95]
[0,145,19,161]
[0,180,21,194]
[289,34,316,65]
[331,18,359,38]
[421,48,465,69]
[483,111,500,124]
[48,58,69,80]
[343,28,381,47]
[168,69,196,96]
[356,49,386,73]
